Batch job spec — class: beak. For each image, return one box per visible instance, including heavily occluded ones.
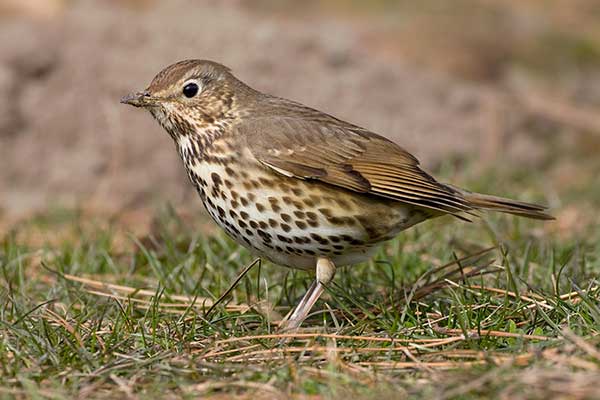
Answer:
[120,90,156,107]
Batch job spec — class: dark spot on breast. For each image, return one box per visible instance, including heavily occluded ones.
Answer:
[281,223,292,232]
[307,220,319,228]
[293,236,306,244]
[211,173,222,187]
[303,198,315,207]
[328,216,351,226]
[295,221,307,229]
[350,239,365,246]
[247,193,256,202]
[259,221,268,229]
[275,245,283,252]
[329,235,341,243]
[305,249,316,256]
[230,200,239,209]
[225,167,237,177]
[318,208,333,218]
[318,247,332,253]
[249,220,258,229]
[230,190,239,200]
[308,194,322,205]
[229,210,238,219]
[282,196,293,205]
[256,203,266,212]
[310,233,329,245]
[245,229,254,236]
[269,199,281,212]
[240,197,249,206]
[229,224,241,236]
[280,213,291,222]
[268,218,279,228]
[240,211,249,220]
[327,216,343,225]
[293,211,306,219]
[333,244,344,250]
[224,179,233,189]
[356,215,380,238]
[291,188,303,196]
[333,250,343,256]
[277,235,293,243]
[257,229,272,243]
[306,211,317,220]
[258,177,274,187]
[238,220,247,228]
[217,206,226,218]
[335,198,351,210]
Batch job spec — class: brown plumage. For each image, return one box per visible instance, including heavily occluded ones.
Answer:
[122,59,553,330]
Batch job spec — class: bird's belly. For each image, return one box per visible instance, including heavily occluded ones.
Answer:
[185,161,428,270]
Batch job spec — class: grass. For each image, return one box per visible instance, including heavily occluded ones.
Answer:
[1,172,599,399]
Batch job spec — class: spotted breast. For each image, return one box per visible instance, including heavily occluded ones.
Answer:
[179,135,429,270]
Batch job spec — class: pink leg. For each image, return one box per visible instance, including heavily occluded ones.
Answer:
[280,258,336,331]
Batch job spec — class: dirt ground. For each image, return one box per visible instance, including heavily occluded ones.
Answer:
[1,0,599,223]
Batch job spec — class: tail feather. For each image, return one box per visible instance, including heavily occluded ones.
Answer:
[460,191,554,220]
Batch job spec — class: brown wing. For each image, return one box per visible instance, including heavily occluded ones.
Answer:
[237,110,474,217]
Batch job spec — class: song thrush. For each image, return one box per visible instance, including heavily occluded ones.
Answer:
[121,60,553,329]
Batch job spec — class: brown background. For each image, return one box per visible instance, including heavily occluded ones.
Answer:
[1,0,599,232]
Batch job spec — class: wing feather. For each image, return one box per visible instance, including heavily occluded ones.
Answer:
[236,106,473,216]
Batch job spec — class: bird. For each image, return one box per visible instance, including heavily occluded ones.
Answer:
[121,59,553,330]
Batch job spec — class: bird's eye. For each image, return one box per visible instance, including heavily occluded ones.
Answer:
[182,82,199,98]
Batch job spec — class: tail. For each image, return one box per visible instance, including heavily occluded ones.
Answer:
[459,190,554,220]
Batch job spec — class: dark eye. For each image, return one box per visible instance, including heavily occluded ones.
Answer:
[182,82,199,98]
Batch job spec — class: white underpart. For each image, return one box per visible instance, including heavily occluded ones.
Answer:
[183,160,384,270]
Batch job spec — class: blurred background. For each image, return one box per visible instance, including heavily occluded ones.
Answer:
[1,0,599,238]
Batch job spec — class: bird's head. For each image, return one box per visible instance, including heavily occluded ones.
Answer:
[121,60,253,139]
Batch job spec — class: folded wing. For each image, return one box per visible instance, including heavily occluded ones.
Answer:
[236,109,474,217]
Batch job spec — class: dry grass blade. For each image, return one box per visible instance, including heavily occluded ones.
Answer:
[391,247,500,305]
[359,351,534,370]
[435,328,553,341]
[464,283,599,311]
[358,360,487,369]
[201,333,471,366]
[523,285,600,310]
[62,273,250,312]
[188,380,284,398]
[468,285,555,309]
[204,258,260,318]
[42,309,84,347]
[211,332,464,345]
